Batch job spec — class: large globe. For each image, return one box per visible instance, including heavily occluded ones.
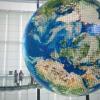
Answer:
[23,0,100,96]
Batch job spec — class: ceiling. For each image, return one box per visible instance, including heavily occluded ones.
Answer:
[0,0,46,3]
[0,0,99,4]
[0,0,100,2]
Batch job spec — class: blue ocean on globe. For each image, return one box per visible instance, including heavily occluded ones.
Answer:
[23,0,100,96]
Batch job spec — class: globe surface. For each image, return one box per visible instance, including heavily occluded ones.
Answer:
[23,0,100,96]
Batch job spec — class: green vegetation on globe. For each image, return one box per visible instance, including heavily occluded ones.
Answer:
[23,0,100,96]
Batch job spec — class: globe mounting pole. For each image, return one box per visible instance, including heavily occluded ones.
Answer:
[36,0,40,100]
[86,95,90,100]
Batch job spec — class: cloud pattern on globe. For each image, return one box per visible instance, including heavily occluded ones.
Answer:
[23,0,100,96]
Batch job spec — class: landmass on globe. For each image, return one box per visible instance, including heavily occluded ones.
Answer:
[24,0,100,96]
[36,58,100,95]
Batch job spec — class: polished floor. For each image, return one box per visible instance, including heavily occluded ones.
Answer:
[0,88,100,100]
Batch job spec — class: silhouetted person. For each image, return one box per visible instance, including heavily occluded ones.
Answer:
[19,70,24,86]
[30,75,36,85]
[14,70,18,86]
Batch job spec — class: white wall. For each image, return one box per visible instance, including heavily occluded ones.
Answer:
[0,1,44,12]
[0,1,36,12]
[0,1,37,77]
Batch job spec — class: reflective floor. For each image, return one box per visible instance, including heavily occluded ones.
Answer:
[0,88,100,100]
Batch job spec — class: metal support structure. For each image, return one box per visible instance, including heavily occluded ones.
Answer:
[36,1,40,100]
[37,88,40,100]
[37,0,39,9]
[86,95,90,100]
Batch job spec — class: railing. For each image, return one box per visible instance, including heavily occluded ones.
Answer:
[0,75,40,91]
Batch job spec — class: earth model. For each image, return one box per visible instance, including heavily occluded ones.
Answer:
[23,0,100,96]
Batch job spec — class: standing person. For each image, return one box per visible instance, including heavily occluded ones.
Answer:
[19,70,24,86]
[14,70,18,86]
[30,75,35,85]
